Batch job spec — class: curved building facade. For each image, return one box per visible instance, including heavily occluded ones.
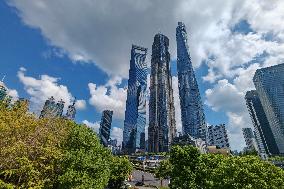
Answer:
[123,45,147,153]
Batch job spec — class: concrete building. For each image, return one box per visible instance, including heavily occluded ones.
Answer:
[242,128,258,152]
[173,134,207,154]
[39,96,65,118]
[0,81,8,101]
[207,124,230,149]
[65,99,76,120]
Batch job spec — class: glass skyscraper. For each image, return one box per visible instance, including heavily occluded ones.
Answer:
[176,22,206,141]
[99,110,113,147]
[245,90,279,156]
[123,45,147,153]
[253,64,284,154]
[148,33,176,153]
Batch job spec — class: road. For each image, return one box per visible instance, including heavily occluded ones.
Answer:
[128,170,169,188]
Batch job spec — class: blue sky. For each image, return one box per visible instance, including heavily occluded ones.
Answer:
[1,0,284,151]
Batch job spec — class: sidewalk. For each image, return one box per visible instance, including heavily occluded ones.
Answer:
[128,170,169,188]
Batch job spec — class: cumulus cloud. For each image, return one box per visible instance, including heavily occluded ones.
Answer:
[111,127,123,146]
[75,99,86,110]
[205,79,252,150]
[82,120,100,133]
[0,81,19,102]
[10,0,284,78]
[7,89,19,101]
[88,77,127,120]
[9,0,284,151]
[17,67,86,114]
[205,79,246,113]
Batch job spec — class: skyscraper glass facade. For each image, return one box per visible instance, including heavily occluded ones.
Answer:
[176,22,207,141]
[123,45,147,153]
[253,64,284,154]
[148,33,176,153]
[245,90,279,156]
[99,110,113,147]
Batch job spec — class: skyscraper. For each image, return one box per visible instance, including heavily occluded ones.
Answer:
[65,99,76,120]
[0,82,7,101]
[123,45,147,153]
[245,90,279,156]
[207,124,230,149]
[242,128,258,152]
[99,110,113,147]
[39,96,65,118]
[176,22,207,141]
[253,64,284,154]
[148,33,176,153]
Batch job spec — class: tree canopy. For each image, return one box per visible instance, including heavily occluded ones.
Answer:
[0,100,132,188]
[156,145,284,189]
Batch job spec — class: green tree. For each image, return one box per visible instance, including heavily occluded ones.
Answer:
[155,159,172,180]
[0,100,131,189]
[164,145,284,189]
[56,124,112,189]
[108,156,133,188]
[0,100,70,188]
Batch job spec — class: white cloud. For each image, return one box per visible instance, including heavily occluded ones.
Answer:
[7,89,19,102]
[88,77,127,120]
[82,120,100,133]
[9,0,284,151]
[75,99,86,110]
[205,79,251,151]
[111,127,123,146]
[10,0,284,78]
[17,67,86,114]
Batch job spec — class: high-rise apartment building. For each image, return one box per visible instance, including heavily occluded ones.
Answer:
[99,110,113,147]
[0,82,7,101]
[39,96,65,118]
[123,45,147,153]
[207,124,230,149]
[176,22,207,141]
[245,90,279,156]
[253,64,284,154]
[148,33,176,153]
[242,128,258,152]
[65,99,76,120]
